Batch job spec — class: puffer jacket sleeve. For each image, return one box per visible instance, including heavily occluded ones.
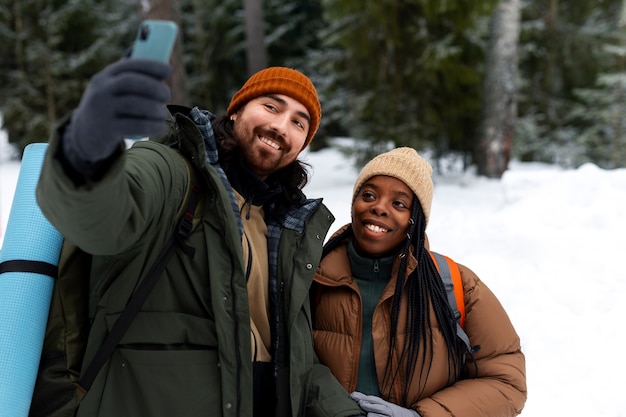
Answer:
[417,264,527,417]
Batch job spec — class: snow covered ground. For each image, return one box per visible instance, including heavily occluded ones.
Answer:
[2,128,625,416]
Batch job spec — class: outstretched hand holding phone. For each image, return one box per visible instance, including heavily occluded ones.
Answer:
[61,20,178,175]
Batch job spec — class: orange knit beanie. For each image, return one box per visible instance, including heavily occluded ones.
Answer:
[352,147,434,225]
[227,67,321,148]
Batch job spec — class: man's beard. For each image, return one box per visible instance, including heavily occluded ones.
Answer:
[238,131,286,178]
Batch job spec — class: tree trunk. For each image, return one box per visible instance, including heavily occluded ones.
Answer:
[475,0,520,178]
[613,0,626,167]
[546,0,558,122]
[139,0,189,106]
[243,0,267,76]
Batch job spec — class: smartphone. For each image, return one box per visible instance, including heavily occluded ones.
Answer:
[126,21,178,141]
[130,20,178,63]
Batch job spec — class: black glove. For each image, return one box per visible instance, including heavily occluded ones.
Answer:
[62,58,171,173]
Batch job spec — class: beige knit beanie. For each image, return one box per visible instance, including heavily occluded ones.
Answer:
[352,147,434,224]
[227,67,321,149]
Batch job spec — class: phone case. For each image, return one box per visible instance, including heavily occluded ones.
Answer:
[130,20,178,63]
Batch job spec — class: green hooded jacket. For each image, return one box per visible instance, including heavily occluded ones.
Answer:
[36,106,362,417]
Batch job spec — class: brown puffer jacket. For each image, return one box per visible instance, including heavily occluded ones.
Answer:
[312,229,527,417]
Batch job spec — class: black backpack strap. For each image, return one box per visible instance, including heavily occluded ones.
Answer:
[77,159,201,394]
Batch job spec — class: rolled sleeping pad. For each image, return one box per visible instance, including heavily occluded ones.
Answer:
[0,143,63,416]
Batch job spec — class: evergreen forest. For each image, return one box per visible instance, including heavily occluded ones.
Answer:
[1,0,625,176]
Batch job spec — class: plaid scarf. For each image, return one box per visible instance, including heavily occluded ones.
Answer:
[188,106,322,377]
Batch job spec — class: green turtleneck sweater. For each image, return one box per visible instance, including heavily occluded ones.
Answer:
[347,240,395,396]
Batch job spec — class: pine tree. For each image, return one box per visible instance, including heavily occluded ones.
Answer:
[178,0,323,115]
[515,0,624,167]
[0,0,137,154]
[314,0,498,167]
[566,0,626,169]
[178,0,245,114]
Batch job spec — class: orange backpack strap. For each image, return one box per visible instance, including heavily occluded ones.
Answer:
[430,251,471,356]
[429,252,465,327]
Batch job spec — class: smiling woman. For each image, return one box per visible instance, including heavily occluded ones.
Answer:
[311,147,527,417]
[351,175,414,257]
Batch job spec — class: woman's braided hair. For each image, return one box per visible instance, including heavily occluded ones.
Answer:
[322,198,465,407]
[381,195,464,406]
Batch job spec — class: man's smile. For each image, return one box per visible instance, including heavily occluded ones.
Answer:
[259,135,281,150]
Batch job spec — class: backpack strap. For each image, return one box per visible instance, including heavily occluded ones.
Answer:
[77,156,201,394]
[429,251,471,356]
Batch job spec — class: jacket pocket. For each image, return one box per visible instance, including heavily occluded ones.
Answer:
[78,312,221,417]
[100,347,221,416]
